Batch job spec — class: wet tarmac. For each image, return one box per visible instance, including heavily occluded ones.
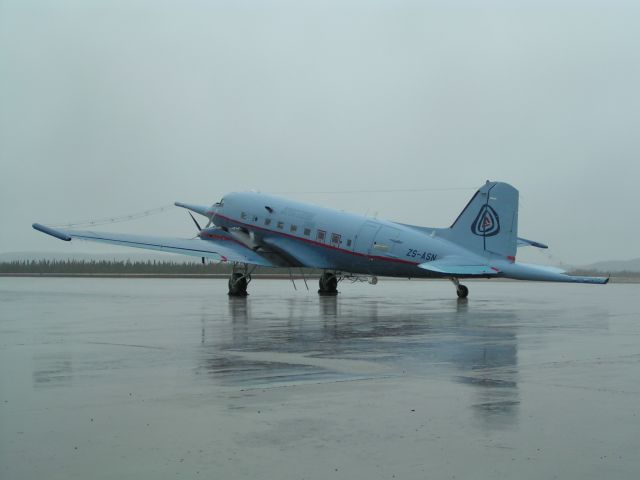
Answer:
[1,277,639,479]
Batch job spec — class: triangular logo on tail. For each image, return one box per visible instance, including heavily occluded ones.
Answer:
[471,205,500,237]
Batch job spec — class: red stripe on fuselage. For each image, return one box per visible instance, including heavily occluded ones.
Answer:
[213,213,420,266]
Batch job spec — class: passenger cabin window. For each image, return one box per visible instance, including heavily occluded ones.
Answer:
[331,233,341,246]
[347,239,352,247]
[252,215,258,222]
[277,221,284,229]
[316,230,326,242]
[290,225,298,233]
[303,228,311,237]
[265,218,272,226]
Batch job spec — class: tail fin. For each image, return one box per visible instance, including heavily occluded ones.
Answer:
[445,181,519,259]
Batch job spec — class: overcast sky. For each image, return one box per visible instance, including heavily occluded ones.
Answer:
[1,0,638,265]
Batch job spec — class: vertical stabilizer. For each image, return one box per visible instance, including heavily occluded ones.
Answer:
[445,181,519,259]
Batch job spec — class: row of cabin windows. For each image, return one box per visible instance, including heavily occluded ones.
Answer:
[240,212,259,222]
[240,211,352,247]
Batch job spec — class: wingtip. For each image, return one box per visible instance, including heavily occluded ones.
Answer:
[32,223,71,241]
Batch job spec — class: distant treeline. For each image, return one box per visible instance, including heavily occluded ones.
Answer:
[0,260,637,278]
[0,260,314,275]
[569,269,639,278]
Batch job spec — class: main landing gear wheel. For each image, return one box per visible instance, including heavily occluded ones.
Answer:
[456,284,469,299]
[228,272,250,297]
[318,272,338,296]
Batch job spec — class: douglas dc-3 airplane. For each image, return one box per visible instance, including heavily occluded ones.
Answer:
[33,181,608,298]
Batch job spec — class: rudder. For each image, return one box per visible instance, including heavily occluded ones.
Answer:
[445,181,519,259]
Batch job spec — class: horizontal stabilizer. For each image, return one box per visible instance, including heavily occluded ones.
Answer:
[517,237,549,249]
[496,261,608,284]
[562,275,609,285]
[531,264,567,274]
[418,260,498,276]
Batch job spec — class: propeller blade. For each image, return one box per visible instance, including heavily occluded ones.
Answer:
[188,211,202,231]
[186,212,211,264]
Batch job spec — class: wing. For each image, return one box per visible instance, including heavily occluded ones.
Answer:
[32,223,274,266]
[260,235,333,268]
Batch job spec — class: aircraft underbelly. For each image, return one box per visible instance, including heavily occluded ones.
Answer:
[319,247,427,278]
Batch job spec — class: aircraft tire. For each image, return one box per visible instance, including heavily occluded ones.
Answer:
[318,272,338,295]
[228,272,249,296]
[456,284,469,299]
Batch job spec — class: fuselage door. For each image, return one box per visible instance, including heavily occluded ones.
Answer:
[372,226,403,258]
[353,221,381,255]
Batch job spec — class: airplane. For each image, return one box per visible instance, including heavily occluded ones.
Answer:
[32,181,608,298]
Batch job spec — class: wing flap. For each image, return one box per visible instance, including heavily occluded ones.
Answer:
[32,224,273,266]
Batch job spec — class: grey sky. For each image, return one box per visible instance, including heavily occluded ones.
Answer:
[1,0,638,265]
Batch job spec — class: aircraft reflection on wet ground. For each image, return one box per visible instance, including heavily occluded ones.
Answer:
[3,278,637,480]
[197,291,520,426]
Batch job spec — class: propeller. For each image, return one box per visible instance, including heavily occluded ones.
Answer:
[188,211,202,231]
[187,212,206,264]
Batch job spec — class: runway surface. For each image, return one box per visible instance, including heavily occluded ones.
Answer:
[1,277,639,479]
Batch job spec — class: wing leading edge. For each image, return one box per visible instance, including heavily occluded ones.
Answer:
[32,223,274,266]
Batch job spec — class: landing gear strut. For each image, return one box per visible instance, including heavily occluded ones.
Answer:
[228,265,252,297]
[318,272,339,295]
[450,277,469,299]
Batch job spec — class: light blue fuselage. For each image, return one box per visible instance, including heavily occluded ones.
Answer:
[209,192,480,278]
